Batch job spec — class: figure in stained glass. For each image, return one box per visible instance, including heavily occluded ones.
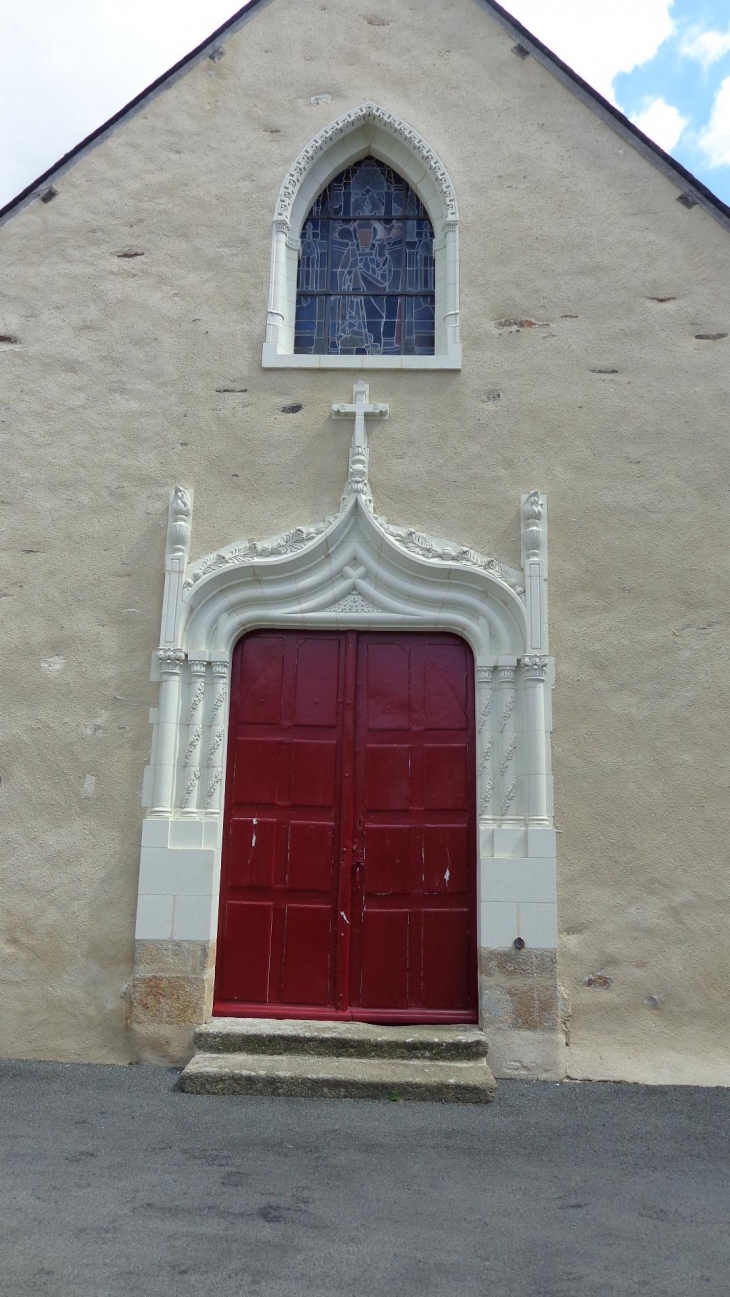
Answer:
[294,157,435,356]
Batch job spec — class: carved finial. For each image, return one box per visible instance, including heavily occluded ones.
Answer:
[523,490,543,522]
[167,486,192,558]
[332,383,389,511]
[522,489,544,557]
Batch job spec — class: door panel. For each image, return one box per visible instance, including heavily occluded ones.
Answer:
[215,633,345,1012]
[363,825,411,895]
[215,629,477,1021]
[228,817,277,889]
[289,740,338,806]
[359,910,410,1008]
[350,634,477,1019]
[217,901,273,1005]
[281,905,333,1005]
[294,638,341,727]
[422,909,472,1007]
[365,745,411,810]
[285,821,335,892]
[423,744,470,810]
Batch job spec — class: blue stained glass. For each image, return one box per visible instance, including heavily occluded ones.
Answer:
[330,220,405,294]
[295,157,435,356]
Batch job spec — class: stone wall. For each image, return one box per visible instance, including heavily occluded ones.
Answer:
[2,0,730,1081]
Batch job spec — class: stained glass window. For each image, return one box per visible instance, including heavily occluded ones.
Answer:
[294,157,435,357]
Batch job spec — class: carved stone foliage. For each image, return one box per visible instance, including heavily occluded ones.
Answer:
[500,735,518,776]
[186,681,205,723]
[157,648,186,672]
[478,687,493,733]
[210,682,228,718]
[184,725,203,767]
[275,102,459,228]
[205,768,223,808]
[184,500,524,601]
[521,654,549,680]
[372,516,525,596]
[326,592,381,615]
[184,520,335,590]
[501,776,519,816]
[179,769,199,809]
[479,776,495,815]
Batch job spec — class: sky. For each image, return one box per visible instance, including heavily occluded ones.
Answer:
[1,0,730,210]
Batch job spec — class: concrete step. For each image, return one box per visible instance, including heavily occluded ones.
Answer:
[180,1051,497,1103]
[195,1017,488,1062]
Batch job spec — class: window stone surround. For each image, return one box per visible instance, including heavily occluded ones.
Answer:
[262,103,461,370]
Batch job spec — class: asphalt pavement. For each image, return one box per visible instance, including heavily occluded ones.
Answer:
[1,1059,728,1296]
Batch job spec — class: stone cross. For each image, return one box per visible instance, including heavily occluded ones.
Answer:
[331,380,389,449]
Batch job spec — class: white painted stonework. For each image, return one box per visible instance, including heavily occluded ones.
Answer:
[135,383,556,1068]
[261,103,461,369]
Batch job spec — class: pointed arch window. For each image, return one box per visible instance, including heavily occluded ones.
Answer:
[294,157,435,357]
[262,103,460,369]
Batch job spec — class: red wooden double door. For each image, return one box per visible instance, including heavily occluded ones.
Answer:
[214,630,478,1023]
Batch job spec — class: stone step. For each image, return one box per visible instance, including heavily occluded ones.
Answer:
[180,1051,497,1103]
[195,1017,488,1061]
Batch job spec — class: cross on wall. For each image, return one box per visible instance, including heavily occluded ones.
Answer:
[332,380,389,450]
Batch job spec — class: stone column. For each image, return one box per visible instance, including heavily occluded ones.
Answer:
[521,654,550,824]
[265,218,294,351]
[150,648,186,817]
[204,661,229,815]
[180,659,207,815]
[443,217,460,358]
[497,662,519,819]
[476,664,496,817]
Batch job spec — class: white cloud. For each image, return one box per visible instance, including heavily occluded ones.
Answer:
[504,0,675,101]
[680,25,730,69]
[0,0,240,206]
[697,75,730,167]
[631,97,689,150]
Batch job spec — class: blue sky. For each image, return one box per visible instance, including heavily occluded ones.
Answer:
[507,0,730,204]
[1,0,730,209]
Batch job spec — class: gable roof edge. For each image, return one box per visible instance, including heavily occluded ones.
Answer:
[2,0,729,235]
[0,0,270,228]
[475,0,730,235]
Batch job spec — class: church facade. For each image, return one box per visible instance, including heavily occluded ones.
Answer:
[2,0,729,1084]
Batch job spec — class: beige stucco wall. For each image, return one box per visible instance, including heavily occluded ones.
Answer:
[2,0,729,1082]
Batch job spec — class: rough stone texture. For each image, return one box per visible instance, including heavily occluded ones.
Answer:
[487,1029,569,1080]
[132,939,215,977]
[480,946,561,1039]
[181,1051,497,1102]
[128,941,215,1062]
[129,974,212,1025]
[2,0,730,1081]
[195,1017,489,1060]
[480,949,558,981]
[128,1022,196,1067]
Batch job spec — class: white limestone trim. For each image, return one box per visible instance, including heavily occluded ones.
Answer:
[262,102,461,370]
[136,387,554,964]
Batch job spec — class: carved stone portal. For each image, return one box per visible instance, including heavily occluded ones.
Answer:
[129,386,562,1081]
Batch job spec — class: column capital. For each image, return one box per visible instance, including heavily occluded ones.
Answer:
[476,664,494,684]
[497,663,517,683]
[157,647,186,673]
[521,653,549,680]
[188,658,208,675]
[211,660,230,677]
